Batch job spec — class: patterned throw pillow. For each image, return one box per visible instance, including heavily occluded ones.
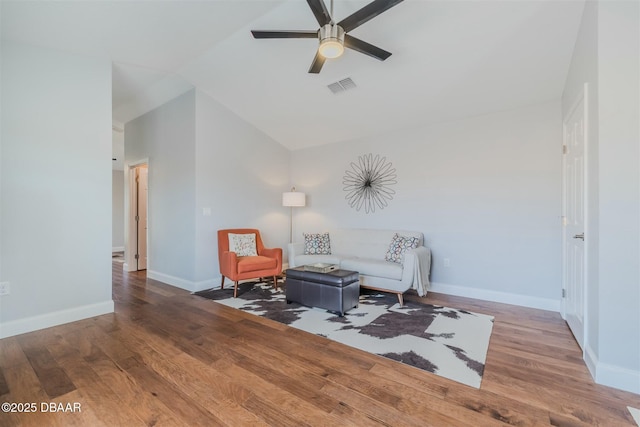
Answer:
[385,233,420,264]
[303,232,331,255]
[228,233,257,257]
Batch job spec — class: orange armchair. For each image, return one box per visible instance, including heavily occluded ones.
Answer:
[217,229,283,298]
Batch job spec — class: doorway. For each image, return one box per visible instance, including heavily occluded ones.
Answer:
[562,83,588,350]
[126,162,148,271]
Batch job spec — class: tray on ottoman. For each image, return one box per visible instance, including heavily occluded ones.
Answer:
[303,263,337,273]
[285,267,359,316]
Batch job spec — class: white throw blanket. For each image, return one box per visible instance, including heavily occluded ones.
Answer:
[410,246,431,297]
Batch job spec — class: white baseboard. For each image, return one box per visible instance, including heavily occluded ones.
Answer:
[0,300,114,339]
[430,281,561,312]
[194,277,221,292]
[585,344,598,380]
[146,270,220,293]
[596,359,640,395]
[585,344,640,394]
[112,246,124,252]
[628,407,640,426]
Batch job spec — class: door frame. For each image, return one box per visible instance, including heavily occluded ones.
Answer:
[136,165,148,270]
[561,82,589,350]
[124,158,149,272]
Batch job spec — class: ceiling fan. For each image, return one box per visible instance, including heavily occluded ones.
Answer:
[251,0,404,74]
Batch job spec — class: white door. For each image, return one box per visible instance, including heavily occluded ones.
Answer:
[562,85,587,349]
[136,166,148,270]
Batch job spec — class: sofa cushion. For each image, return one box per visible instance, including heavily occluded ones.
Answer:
[303,232,331,255]
[330,229,423,261]
[385,233,420,264]
[340,257,403,281]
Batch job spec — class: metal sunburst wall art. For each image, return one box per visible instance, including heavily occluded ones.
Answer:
[343,153,397,214]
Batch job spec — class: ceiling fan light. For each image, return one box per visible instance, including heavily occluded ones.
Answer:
[318,24,345,59]
[319,39,344,58]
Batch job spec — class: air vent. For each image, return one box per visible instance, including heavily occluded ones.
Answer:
[327,77,357,94]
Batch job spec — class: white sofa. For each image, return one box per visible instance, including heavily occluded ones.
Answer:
[287,228,431,306]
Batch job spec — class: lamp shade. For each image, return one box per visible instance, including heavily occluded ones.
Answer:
[282,191,305,207]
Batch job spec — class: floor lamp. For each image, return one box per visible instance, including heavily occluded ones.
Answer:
[282,187,306,243]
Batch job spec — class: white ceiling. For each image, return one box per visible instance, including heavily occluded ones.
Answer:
[2,0,585,152]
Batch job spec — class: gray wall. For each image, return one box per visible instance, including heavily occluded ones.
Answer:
[562,0,601,366]
[125,90,197,284]
[291,101,562,310]
[596,0,639,392]
[0,41,113,337]
[125,89,290,291]
[562,0,640,394]
[112,170,125,250]
[194,90,290,285]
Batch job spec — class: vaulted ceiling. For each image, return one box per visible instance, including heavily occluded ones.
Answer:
[2,0,585,151]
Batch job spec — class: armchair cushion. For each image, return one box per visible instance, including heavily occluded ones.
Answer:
[228,233,257,257]
[237,256,277,273]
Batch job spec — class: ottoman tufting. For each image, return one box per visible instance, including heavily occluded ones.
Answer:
[285,267,360,316]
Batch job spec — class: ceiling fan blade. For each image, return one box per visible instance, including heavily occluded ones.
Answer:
[308,51,326,74]
[306,0,332,26]
[251,30,318,39]
[344,34,391,61]
[337,0,404,33]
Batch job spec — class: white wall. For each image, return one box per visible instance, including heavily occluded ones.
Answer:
[125,90,196,285]
[0,41,113,338]
[562,0,640,394]
[194,90,290,287]
[112,170,125,251]
[291,101,562,310]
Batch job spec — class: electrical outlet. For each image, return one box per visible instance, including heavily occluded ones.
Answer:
[0,282,10,296]
[443,258,451,268]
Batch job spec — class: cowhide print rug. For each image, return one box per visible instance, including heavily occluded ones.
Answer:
[195,281,494,389]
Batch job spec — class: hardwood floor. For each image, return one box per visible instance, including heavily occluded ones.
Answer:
[1,262,638,426]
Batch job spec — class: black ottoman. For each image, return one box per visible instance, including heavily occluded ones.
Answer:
[285,267,360,316]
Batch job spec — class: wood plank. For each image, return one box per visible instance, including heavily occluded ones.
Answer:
[125,363,224,426]
[214,349,339,414]
[214,358,347,427]
[51,351,152,426]
[1,262,638,426]
[2,357,64,427]
[0,367,10,396]
[47,389,107,427]
[483,369,637,425]
[320,381,456,427]
[145,352,270,426]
